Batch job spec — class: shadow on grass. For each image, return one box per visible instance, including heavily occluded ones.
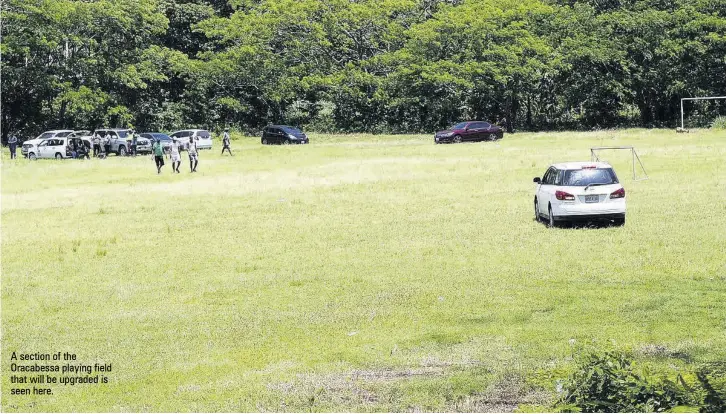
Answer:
[533,217,626,229]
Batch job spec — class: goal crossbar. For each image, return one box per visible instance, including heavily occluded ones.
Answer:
[681,96,726,129]
[590,146,649,181]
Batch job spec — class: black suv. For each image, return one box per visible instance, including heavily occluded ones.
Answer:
[261,125,309,145]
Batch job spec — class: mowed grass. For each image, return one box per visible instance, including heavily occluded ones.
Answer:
[2,129,725,412]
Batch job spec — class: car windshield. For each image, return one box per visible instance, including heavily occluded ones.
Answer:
[57,131,72,137]
[116,131,128,138]
[151,133,171,141]
[451,122,468,130]
[281,126,303,135]
[37,132,54,139]
[562,168,618,186]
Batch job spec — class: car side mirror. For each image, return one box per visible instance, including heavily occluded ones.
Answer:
[533,177,541,183]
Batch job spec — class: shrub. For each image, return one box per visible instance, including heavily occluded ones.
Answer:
[554,350,726,413]
[710,116,726,130]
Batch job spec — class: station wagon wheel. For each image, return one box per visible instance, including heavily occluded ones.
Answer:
[29,153,37,160]
[488,133,497,141]
[118,146,127,156]
[262,138,268,145]
[283,139,291,145]
[55,153,63,160]
[534,199,539,222]
[548,205,555,228]
[453,135,462,143]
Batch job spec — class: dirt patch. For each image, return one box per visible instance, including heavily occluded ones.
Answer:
[448,372,551,412]
[266,365,548,412]
[636,343,692,362]
[349,366,448,381]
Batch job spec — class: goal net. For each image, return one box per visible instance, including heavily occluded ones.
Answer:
[590,146,649,181]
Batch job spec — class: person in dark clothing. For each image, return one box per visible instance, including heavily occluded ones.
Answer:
[77,140,90,159]
[131,130,138,156]
[70,139,79,159]
[8,134,18,159]
[221,128,232,155]
[152,138,165,174]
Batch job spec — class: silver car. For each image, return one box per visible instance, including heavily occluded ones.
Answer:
[129,134,153,154]
[92,128,132,156]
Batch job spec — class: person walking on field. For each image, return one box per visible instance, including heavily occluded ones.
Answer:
[170,138,181,173]
[187,136,198,172]
[8,134,18,159]
[221,128,232,156]
[152,138,165,174]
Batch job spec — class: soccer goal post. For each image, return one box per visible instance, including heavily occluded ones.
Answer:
[681,96,726,130]
[590,146,649,181]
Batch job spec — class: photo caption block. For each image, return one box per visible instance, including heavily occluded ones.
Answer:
[8,351,112,396]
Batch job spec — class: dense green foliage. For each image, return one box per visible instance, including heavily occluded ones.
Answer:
[555,350,726,413]
[3,0,726,138]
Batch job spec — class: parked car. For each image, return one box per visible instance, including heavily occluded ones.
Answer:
[28,136,90,160]
[169,129,212,150]
[140,133,173,152]
[93,128,132,156]
[533,162,626,227]
[21,130,74,158]
[126,133,152,154]
[69,130,91,139]
[434,121,504,144]
[261,125,309,145]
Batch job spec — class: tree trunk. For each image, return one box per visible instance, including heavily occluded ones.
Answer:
[507,91,519,133]
[526,94,532,130]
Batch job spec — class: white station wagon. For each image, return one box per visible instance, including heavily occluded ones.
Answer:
[533,161,626,227]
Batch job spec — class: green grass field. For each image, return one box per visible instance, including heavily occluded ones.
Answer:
[2,129,725,412]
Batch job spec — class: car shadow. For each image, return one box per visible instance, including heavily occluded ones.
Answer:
[533,217,624,229]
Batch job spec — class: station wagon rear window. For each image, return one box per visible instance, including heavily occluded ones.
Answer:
[561,168,618,186]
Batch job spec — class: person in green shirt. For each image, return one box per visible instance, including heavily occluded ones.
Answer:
[152,138,165,174]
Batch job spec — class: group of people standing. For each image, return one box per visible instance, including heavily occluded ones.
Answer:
[91,132,115,157]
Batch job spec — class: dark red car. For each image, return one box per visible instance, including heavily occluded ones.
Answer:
[434,121,504,144]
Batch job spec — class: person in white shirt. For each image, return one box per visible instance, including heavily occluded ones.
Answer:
[93,133,101,157]
[170,138,181,173]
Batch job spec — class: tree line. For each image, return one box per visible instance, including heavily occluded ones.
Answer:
[2,0,726,140]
